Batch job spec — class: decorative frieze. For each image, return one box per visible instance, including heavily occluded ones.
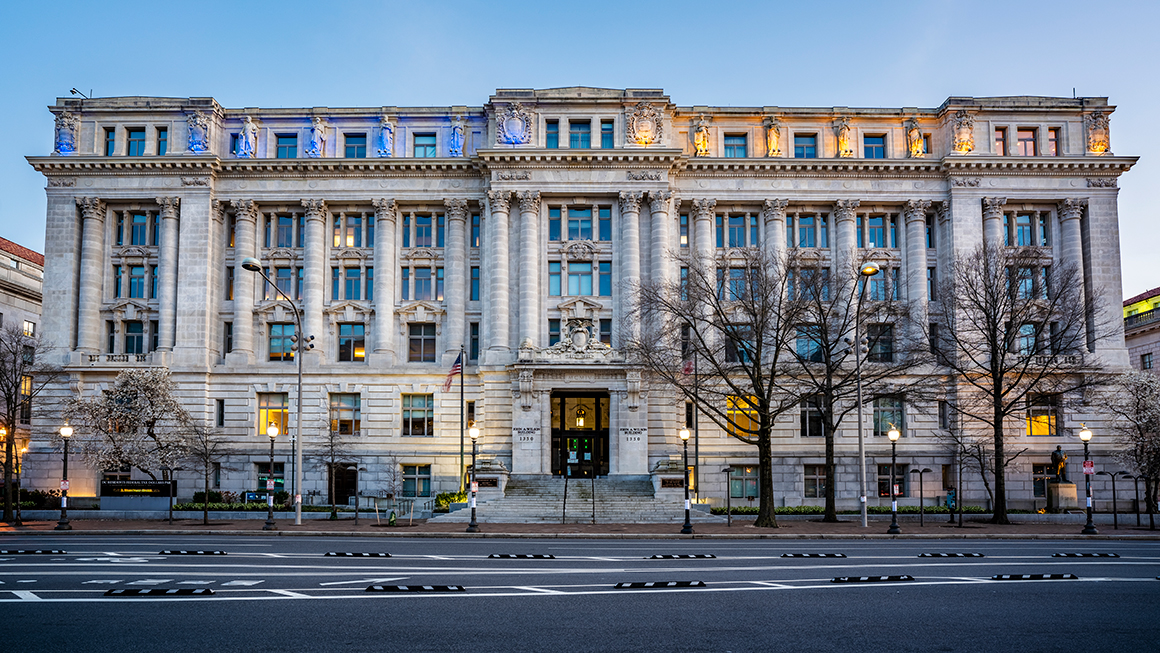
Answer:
[180,177,209,187]
[1086,178,1117,187]
[496,171,530,180]
[950,177,981,187]
[47,178,76,187]
[626,171,661,181]
[627,102,663,146]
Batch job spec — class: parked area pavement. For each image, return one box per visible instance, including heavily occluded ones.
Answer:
[3,516,1158,538]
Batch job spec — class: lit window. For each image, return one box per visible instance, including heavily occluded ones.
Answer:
[269,323,296,361]
[1017,128,1037,156]
[258,393,289,436]
[337,323,365,362]
[1027,395,1058,436]
[408,323,436,363]
[402,394,434,436]
[1047,128,1061,156]
[725,396,759,439]
[329,393,361,434]
[994,127,1007,155]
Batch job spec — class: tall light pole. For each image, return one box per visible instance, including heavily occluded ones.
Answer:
[887,427,901,534]
[909,467,932,527]
[15,442,26,527]
[242,256,311,526]
[1095,470,1123,530]
[263,423,278,531]
[56,425,72,531]
[679,428,694,534]
[853,262,880,528]
[466,423,481,533]
[1079,426,1098,535]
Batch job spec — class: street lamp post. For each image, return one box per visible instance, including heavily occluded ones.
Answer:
[55,425,72,531]
[722,466,733,528]
[909,467,933,527]
[263,423,278,531]
[466,423,481,533]
[242,257,310,526]
[853,262,880,528]
[679,428,694,535]
[1095,471,1128,530]
[887,427,901,535]
[1124,473,1141,527]
[1079,426,1098,535]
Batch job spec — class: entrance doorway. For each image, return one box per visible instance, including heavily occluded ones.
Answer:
[328,464,358,506]
[550,392,610,477]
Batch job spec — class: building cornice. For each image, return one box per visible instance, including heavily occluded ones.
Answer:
[940,156,1137,176]
[27,156,220,176]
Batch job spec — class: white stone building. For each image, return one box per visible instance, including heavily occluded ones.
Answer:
[0,237,44,464]
[23,87,1137,512]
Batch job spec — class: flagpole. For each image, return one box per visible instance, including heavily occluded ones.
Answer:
[459,346,465,494]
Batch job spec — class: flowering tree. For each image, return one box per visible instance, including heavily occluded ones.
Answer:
[1107,371,1160,522]
[0,324,62,522]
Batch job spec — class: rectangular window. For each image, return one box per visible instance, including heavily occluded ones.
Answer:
[437,214,445,248]
[549,207,561,241]
[930,321,941,356]
[938,400,950,430]
[471,214,480,247]
[800,396,825,438]
[601,119,614,148]
[793,134,816,158]
[408,323,436,363]
[329,393,361,435]
[796,326,823,363]
[127,129,146,156]
[435,267,444,301]
[345,268,361,300]
[402,213,410,248]
[402,394,434,436]
[344,133,367,158]
[413,267,432,300]
[276,134,297,159]
[567,262,593,296]
[600,319,612,345]
[213,462,221,488]
[798,215,816,248]
[366,267,373,302]
[549,261,561,296]
[723,134,747,158]
[1017,128,1037,156]
[256,462,285,492]
[873,398,904,438]
[598,261,612,296]
[867,215,886,248]
[864,135,886,159]
[867,324,894,363]
[1027,395,1058,436]
[215,399,225,428]
[269,322,296,361]
[151,212,160,246]
[230,134,239,156]
[569,120,591,148]
[223,321,233,354]
[104,127,116,156]
[545,120,559,149]
[116,214,125,246]
[156,127,167,156]
[227,214,236,248]
[804,465,826,499]
[725,395,758,439]
[258,393,289,436]
[113,265,122,298]
[1143,353,1154,370]
[548,318,561,346]
[150,319,159,352]
[1048,127,1061,156]
[598,207,611,241]
[414,133,436,157]
[402,464,432,496]
[337,323,365,362]
[107,320,115,353]
[129,266,146,299]
[878,464,908,498]
[679,214,689,247]
[727,214,746,247]
[568,208,593,241]
[272,215,293,248]
[130,213,148,245]
[415,215,433,247]
[401,268,409,300]
[470,266,480,301]
[297,268,304,300]
[927,268,937,301]
[730,466,759,500]
[149,265,158,299]
[995,127,1007,155]
[124,321,144,354]
[1033,464,1053,498]
[469,322,480,361]
[926,215,935,249]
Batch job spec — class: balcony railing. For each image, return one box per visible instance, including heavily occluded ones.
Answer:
[1125,308,1159,329]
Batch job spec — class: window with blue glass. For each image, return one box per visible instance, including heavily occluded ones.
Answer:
[469,323,480,361]
[598,207,611,241]
[470,266,480,301]
[549,319,561,346]
[601,120,614,148]
[863,135,886,159]
[680,214,689,247]
[549,262,561,296]
[867,216,886,248]
[599,261,612,296]
[276,134,297,159]
[130,213,148,246]
[796,325,823,362]
[414,215,432,247]
[125,321,144,354]
[274,267,292,299]
[568,208,592,240]
[545,120,559,148]
[568,262,593,296]
[127,129,146,156]
[794,134,816,158]
[414,134,436,157]
[150,265,158,299]
[104,128,116,156]
[401,268,409,300]
[724,134,747,158]
[402,213,410,247]
[727,215,747,247]
[156,128,167,155]
[471,214,480,247]
[569,120,591,148]
[344,133,367,158]
[344,268,361,300]
[366,267,373,302]
[128,266,145,299]
[337,324,365,362]
[269,323,296,361]
[549,208,561,241]
[413,268,432,300]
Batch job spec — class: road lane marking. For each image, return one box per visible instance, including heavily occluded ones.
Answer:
[12,591,40,600]
[129,579,174,585]
[221,580,264,586]
[178,580,215,585]
[83,580,122,584]
[268,589,311,598]
[749,581,794,589]
[516,586,565,594]
[319,577,407,586]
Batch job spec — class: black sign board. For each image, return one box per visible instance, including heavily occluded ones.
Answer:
[100,480,176,497]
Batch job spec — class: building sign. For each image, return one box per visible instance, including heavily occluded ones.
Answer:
[100,480,176,497]
[620,427,646,443]
[476,478,498,488]
[661,478,684,489]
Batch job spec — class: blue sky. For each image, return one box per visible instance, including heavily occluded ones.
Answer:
[2,0,1156,295]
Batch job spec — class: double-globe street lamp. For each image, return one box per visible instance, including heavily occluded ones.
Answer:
[679,428,694,535]
[909,466,933,527]
[1095,470,1133,530]
[466,422,481,533]
[56,425,73,531]
[1079,426,1098,535]
[887,427,901,535]
[263,423,279,531]
[851,262,881,528]
[242,257,311,526]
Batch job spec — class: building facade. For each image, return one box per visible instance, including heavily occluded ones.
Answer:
[0,236,44,466]
[24,88,1136,511]
[1123,287,1160,374]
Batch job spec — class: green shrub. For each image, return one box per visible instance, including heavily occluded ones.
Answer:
[435,491,467,509]
[192,491,224,504]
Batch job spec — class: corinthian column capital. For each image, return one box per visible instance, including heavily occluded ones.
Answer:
[833,199,861,223]
[904,199,932,224]
[618,190,643,214]
[1057,198,1088,221]
[155,196,180,218]
[372,198,397,223]
[444,198,469,222]
[648,190,673,214]
[76,197,105,221]
[230,199,259,223]
[691,198,716,221]
[301,199,328,221]
[487,190,512,214]
[761,198,790,223]
[982,197,1007,219]
[516,190,540,214]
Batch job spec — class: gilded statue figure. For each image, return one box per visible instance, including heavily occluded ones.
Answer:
[765,118,781,157]
[1051,446,1069,483]
[693,115,710,157]
[906,118,924,158]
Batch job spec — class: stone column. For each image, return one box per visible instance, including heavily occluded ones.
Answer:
[486,191,511,354]
[982,197,1007,244]
[516,191,541,348]
[619,191,644,344]
[648,191,673,286]
[762,199,789,259]
[41,192,83,357]
[75,198,106,353]
[302,199,328,359]
[1058,198,1089,349]
[444,198,469,362]
[155,197,180,351]
[372,198,397,360]
[228,200,258,361]
[691,198,716,258]
[832,199,861,278]
[904,200,932,340]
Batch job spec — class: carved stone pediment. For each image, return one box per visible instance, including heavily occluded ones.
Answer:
[397,301,445,335]
[267,248,297,262]
[718,247,757,263]
[795,249,825,262]
[403,247,439,262]
[556,297,606,321]
[333,248,370,262]
[324,301,375,321]
[561,240,597,261]
[115,246,152,260]
[106,300,151,319]
[254,301,298,323]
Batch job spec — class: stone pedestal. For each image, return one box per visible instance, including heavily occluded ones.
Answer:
[1048,482,1078,512]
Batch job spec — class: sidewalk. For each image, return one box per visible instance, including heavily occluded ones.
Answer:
[3,516,1158,539]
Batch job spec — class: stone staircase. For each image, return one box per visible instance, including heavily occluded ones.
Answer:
[428,476,725,524]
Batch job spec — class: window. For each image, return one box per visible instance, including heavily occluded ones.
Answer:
[1033,464,1054,498]
[567,262,593,296]
[150,265,158,299]
[545,120,559,148]
[366,267,374,302]
[723,134,747,158]
[548,319,561,346]
[873,397,903,438]
[469,322,480,361]
[151,213,160,246]
[724,326,752,364]
[867,215,887,248]
[415,215,433,247]
[402,394,434,436]
[227,214,236,248]
[329,393,361,435]
[1017,323,1038,355]
[258,393,289,436]
[403,464,432,497]
[344,133,367,158]
[408,323,436,362]
[598,207,611,241]
[344,268,361,300]
[128,266,146,299]
[796,326,823,363]
[123,321,143,354]
[401,268,409,300]
[804,465,826,498]
[156,127,167,156]
[130,213,148,246]
[274,215,295,248]
[1048,128,1061,156]
[269,323,295,361]
[549,261,561,296]
[598,261,612,296]
[938,400,951,430]
[864,135,886,159]
[794,134,817,158]
[569,120,591,148]
[414,133,436,157]
[800,396,825,438]
[1027,395,1058,436]
[1142,353,1154,370]
[402,213,410,248]
[107,321,115,353]
[104,127,116,156]
[127,129,146,156]
[600,319,611,345]
[471,214,480,247]
[549,208,561,241]
[730,466,759,500]
[215,399,225,428]
[413,267,432,300]
[601,119,614,148]
[223,322,233,354]
[926,215,935,249]
[337,323,365,362]
[470,266,480,301]
[297,268,305,300]
[213,462,221,488]
[680,214,689,247]
[725,396,758,439]
[256,462,285,492]
[150,320,159,352]
[930,322,941,357]
[995,127,1007,155]
[927,268,937,301]
[113,265,122,298]
[568,208,593,240]
[435,267,444,301]
[230,134,239,155]
[867,324,894,363]
[269,267,290,300]
[276,134,297,159]
[1016,128,1037,156]
[877,464,908,497]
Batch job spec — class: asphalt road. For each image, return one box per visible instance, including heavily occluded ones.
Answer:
[1,535,1157,652]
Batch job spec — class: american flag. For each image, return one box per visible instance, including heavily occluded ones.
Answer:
[681,359,695,375]
[443,352,463,392]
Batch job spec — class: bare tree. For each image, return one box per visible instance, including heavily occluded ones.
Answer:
[313,424,356,520]
[65,368,194,482]
[931,241,1111,524]
[627,247,807,528]
[1106,371,1160,523]
[0,324,63,522]
[184,424,235,525]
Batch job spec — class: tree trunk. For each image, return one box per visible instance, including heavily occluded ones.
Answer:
[990,405,1010,524]
[3,426,13,522]
[822,424,838,522]
[203,468,210,526]
[754,428,778,528]
[330,462,337,520]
